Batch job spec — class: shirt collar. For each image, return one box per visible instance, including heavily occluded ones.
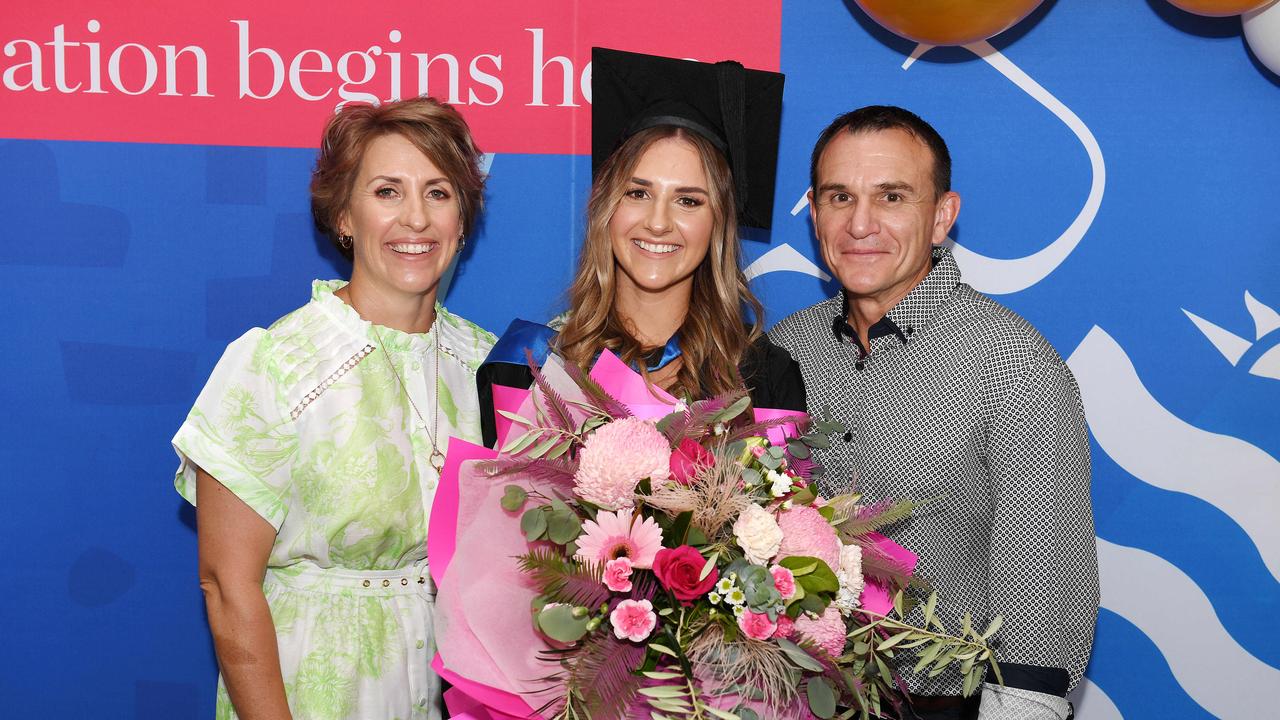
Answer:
[830,245,962,348]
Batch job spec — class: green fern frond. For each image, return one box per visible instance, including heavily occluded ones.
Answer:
[518,547,611,608]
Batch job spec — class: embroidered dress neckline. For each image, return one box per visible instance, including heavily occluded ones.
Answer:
[312,279,439,355]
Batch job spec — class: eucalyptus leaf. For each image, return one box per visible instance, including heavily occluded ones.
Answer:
[499,485,528,512]
[547,509,582,545]
[803,433,832,449]
[741,468,763,487]
[536,603,589,643]
[787,439,812,459]
[806,677,837,719]
[520,507,548,541]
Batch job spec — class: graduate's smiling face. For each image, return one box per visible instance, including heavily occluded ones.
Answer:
[608,137,715,296]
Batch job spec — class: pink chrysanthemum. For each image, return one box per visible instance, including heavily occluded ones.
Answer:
[574,417,671,509]
[794,606,846,658]
[775,505,841,571]
[575,508,664,569]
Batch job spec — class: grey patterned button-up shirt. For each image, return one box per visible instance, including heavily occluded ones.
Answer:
[769,247,1098,714]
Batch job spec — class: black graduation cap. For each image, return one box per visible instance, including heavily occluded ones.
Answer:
[591,47,785,230]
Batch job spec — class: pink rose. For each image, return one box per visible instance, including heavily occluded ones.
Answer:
[772,614,795,639]
[737,609,778,641]
[610,599,657,642]
[770,565,797,600]
[669,438,716,485]
[603,557,634,593]
[653,545,718,605]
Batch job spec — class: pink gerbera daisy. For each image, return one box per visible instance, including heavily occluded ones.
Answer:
[575,508,664,569]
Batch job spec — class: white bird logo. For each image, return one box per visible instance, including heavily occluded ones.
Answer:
[1183,291,1280,381]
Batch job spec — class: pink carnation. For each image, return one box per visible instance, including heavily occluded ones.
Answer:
[610,599,657,642]
[574,418,671,509]
[737,610,777,641]
[775,505,841,571]
[794,606,846,658]
[603,557,634,592]
[772,614,795,639]
[770,565,797,600]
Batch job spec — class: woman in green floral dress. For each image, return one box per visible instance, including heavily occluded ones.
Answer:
[173,97,495,720]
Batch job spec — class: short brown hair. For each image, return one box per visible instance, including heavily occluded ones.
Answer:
[810,105,951,199]
[310,97,486,261]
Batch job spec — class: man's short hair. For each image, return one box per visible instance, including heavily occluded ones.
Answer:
[809,105,952,199]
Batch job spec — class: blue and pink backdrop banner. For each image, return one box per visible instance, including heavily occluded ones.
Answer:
[2,1,1278,717]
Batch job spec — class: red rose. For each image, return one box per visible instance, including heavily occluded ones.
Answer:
[669,438,715,485]
[653,545,718,605]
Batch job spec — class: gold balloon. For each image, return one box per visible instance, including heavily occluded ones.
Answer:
[855,0,1046,46]
[1166,0,1273,17]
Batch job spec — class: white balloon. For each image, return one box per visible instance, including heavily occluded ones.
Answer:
[1244,0,1280,77]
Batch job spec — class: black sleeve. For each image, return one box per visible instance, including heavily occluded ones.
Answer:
[740,335,807,412]
[476,361,535,448]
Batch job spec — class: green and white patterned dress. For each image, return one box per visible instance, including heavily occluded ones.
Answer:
[173,280,495,720]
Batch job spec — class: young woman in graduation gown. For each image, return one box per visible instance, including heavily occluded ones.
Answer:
[478,48,804,446]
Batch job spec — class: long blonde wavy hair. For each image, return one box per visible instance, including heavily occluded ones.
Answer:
[557,126,764,399]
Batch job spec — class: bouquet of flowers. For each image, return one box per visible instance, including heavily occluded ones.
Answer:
[428,351,1000,720]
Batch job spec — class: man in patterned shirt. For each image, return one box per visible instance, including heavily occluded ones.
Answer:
[769,106,1098,720]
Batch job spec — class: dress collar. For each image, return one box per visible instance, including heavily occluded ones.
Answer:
[312,279,439,355]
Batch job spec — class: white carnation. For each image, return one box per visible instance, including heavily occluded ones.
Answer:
[767,469,793,498]
[834,543,865,615]
[733,504,784,565]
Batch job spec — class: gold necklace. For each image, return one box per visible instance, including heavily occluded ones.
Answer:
[374,324,446,473]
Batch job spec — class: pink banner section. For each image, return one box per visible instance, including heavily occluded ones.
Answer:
[0,1,780,151]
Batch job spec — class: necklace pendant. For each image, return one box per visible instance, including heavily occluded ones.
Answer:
[430,449,446,473]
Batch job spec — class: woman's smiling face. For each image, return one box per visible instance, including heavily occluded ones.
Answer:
[340,132,463,303]
[608,136,715,297]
